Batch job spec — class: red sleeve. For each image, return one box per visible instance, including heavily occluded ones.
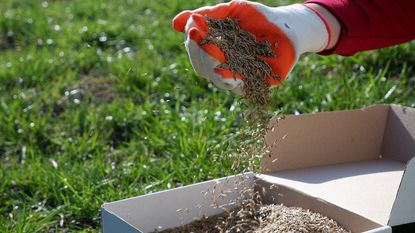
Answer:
[305,0,415,56]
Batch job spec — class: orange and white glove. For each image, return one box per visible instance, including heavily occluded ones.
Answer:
[173,0,330,94]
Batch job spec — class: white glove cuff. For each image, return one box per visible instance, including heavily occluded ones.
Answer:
[255,3,330,55]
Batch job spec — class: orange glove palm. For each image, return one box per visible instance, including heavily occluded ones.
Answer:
[173,0,329,94]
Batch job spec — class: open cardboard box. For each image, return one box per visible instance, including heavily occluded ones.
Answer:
[102,104,415,233]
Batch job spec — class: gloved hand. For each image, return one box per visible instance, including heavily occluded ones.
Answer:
[173,0,330,94]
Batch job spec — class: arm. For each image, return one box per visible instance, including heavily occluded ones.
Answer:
[306,0,415,55]
[304,3,341,50]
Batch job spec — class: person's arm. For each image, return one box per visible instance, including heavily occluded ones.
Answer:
[305,0,415,56]
[304,3,341,50]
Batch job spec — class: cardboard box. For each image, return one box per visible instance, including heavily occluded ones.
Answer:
[102,104,415,233]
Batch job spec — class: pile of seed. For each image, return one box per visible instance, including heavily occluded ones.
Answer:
[155,203,350,233]
[201,17,280,106]
[155,176,349,232]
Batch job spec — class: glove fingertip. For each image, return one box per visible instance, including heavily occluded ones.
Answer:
[199,43,226,63]
[188,27,207,44]
[173,11,192,32]
[189,28,229,64]
[190,13,209,31]
[266,75,283,87]
[214,68,243,80]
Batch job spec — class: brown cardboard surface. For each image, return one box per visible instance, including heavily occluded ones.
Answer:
[102,172,390,233]
[260,104,415,227]
[102,173,254,233]
[381,105,415,163]
[257,159,405,225]
[389,158,415,226]
[262,105,389,173]
[102,104,415,233]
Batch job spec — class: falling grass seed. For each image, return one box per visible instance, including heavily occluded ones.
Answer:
[154,17,350,233]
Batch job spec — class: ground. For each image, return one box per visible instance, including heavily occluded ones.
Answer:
[0,0,414,232]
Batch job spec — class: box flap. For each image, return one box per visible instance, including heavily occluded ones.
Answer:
[262,105,390,172]
[257,159,405,225]
[364,227,392,233]
[388,157,415,226]
[101,173,254,233]
[381,105,415,226]
[381,105,415,163]
[102,207,140,233]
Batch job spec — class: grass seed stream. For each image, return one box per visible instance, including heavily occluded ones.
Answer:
[155,17,350,233]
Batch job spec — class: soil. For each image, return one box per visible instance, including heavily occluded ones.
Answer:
[201,17,280,106]
[154,203,350,233]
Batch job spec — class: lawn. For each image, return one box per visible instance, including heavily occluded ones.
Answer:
[0,0,414,232]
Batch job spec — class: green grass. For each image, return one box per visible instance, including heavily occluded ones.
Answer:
[0,0,414,232]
